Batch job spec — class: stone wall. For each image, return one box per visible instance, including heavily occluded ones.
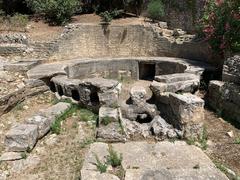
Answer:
[52,24,211,63]
[0,23,214,65]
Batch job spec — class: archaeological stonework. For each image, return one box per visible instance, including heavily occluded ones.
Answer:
[0,17,239,179]
[0,24,214,64]
[208,55,240,123]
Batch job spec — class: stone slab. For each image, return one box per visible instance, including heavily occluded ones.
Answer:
[155,73,199,83]
[82,141,228,180]
[0,152,23,161]
[3,61,40,72]
[5,124,38,152]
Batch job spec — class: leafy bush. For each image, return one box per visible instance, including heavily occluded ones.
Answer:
[25,0,80,25]
[200,0,240,56]
[99,9,124,23]
[147,0,165,21]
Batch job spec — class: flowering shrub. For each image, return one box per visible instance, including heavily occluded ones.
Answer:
[200,0,240,56]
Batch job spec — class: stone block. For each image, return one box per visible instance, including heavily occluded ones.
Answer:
[222,55,240,84]
[99,107,119,125]
[169,93,204,128]
[154,73,199,83]
[0,152,23,161]
[5,124,38,152]
[26,115,51,139]
[39,102,71,119]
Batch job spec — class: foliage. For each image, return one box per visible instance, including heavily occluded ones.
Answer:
[147,0,165,21]
[93,154,108,173]
[99,9,124,23]
[25,0,80,25]
[106,145,123,167]
[101,116,112,126]
[234,137,240,144]
[200,0,240,56]
[50,104,78,134]
[79,108,98,123]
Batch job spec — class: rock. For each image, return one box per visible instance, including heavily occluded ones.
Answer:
[44,134,58,146]
[83,141,228,180]
[4,61,40,72]
[97,122,126,142]
[39,102,71,119]
[5,124,38,152]
[82,78,120,91]
[130,86,147,104]
[0,152,23,161]
[150,116,172,136]
[121,118,151,138]
[10,155,40,173]
[226,131,234,138]
[223,55,240,84]
[158,21,168,29]
[98,87,120,107]
[99,107,119,125]
[81,170,120,180]
[150,79,199,94]
[26,115,51,139]
[154,73,199,84]
[173,28,186,36]
[0,171,7,180]
[169,93,204,128]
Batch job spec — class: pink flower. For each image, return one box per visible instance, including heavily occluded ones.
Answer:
[225,22,230,31]
[215,0,224,6]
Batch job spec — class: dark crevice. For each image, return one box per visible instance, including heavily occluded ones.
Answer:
[49,82,56,92]
[90,91,100,106]
[136,113,152,124]
[139,63,156,80]
[56,85,64,96]
[71,89,80,101]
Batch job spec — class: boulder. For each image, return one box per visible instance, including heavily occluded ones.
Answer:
[26,115,51,139]
[150,116,173,137]
[5,124,38,152]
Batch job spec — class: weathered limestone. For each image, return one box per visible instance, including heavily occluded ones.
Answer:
[222,55,240,84]
[38,102,71,119]
[0,79,49,115]
[51,77,121,110]
[130,86,147,104]
[169,93,204,128]
[151,73,200,94]
[81,141,228,180]
[26,115,51,139]
[97,107,126,142]
[0,152,23,161]
[99,107,119,125]
[3,60,40,72]
[5,124,38,152]
[208,80,240,122]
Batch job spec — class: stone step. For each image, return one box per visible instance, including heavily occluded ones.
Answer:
[150,79,199,94]
[154,73,199,83]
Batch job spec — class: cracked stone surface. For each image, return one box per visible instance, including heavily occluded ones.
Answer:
[81,141,228,180]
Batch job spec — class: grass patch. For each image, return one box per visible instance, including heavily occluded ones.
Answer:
[13,102,24,111]
[234,137,240,144]
[101,117,112,126]
[93,154,108,173]
[51,104,78,134]
[79,109,98,123]
[80,138,95,149]
[107,145,123,167]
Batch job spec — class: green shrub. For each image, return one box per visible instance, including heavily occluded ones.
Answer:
[10,13,28,28]
[147,0,165,21]
[25,0,80,25]
[93,154,108,173]
[100,11,113,23]
[107,145,123,167]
